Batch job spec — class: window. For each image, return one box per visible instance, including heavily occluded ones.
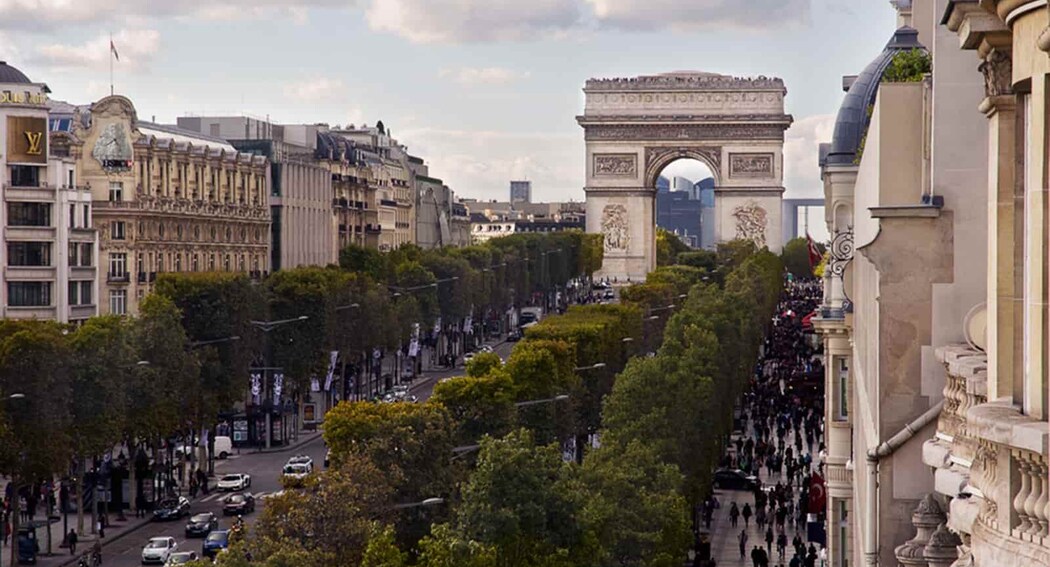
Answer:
[224,255,230,271]
[157,255,165,273]
[8,242,51,266]
[82,204,89,228]
[9,166,41,187]
[208,254,215,271]
[80,281,92,305]
[837,500,849,567]
[68,281,93,306]
[8,282,51,307]
[835,357,849,421]
[109,290,127,315]
[175,253,182,272]
[111,221,126,240]
[7,203,50,227]
[79,243,93,267]
[137,254,144,276]
[109,252,127,277]
[192,254,199,272]
[67,170,74,189]
[68,242,79,267]
[108,181,124,202]
[69,204,76,228]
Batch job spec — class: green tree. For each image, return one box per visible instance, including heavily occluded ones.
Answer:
[417,524,498,567]
[453,429,587,567]
[655,229,690,267]
[431,371,517,446]
[580,441,691,567]
[466,352,503,378]
[362,524,408,567]
[340,244,386,280]
[781,237,823,279]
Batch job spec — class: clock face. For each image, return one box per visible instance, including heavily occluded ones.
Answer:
[92,122,133,171]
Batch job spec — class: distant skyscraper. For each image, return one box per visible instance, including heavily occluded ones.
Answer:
[656,176,671,193]
[510,180,532,203]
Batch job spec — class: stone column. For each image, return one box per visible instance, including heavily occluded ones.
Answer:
[977,48,1018,402]
[894,494,947,567]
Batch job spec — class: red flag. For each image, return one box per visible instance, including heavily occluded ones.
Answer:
[806,234,822,268]
[808,471,826,514]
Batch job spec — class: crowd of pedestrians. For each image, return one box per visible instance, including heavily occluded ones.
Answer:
[701,278,827,567]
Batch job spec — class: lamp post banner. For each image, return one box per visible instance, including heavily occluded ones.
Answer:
[273,373,284,405]
[323,350,339,391]
[250,373,261,404]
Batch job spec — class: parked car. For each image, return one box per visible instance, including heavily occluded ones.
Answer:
[174,436,233,460]
[152,497,190,521]
[202,531,229,559]
[507,329,522,342]
[222,492,255,516]
[478,345,494,353]
[216,473,251,491]
[712,468,760,491]
[141,537,178,565]
[164,551,198,566]
[462,352,475,364]
[184,512,218,537]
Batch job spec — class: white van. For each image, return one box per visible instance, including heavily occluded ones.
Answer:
[175,436,233,460]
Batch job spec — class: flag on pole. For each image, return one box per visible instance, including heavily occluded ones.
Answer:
[806,233,822,268]
[110,39,120,61]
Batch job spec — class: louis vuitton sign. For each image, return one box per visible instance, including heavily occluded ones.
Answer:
[7,116,47,164]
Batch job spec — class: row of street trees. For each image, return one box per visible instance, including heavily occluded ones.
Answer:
[202,237,785,567]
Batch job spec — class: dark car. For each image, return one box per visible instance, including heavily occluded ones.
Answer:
[202,530,229,559]
[222,492,255,516]
[184,512,218,537]
[712,468,760,491]
[507,329,522,342]
[152,496,190,521]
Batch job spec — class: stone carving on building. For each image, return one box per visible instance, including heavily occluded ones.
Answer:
[585,74,786,91]
[732,201,768,248]
[978,49,1013,98]
[644,146,721,184]
[923,523,963,567]
[894,494,946,567]
[593,154,637,177]
[601,204,630,252]
[583,124,787,142]
[730,153,774,178]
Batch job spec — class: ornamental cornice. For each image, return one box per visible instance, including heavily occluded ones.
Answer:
[584,74,786,93]
[577,113,793,125]
[582,123,787,142]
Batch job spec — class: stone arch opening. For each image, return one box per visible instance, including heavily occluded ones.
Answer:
[645,149,721,189]
[652,157,716,249]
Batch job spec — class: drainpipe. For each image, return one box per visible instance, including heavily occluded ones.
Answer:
[863,399,944,567]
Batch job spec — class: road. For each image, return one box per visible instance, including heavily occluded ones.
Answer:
[409,340,517,402]
[102,438,327,567]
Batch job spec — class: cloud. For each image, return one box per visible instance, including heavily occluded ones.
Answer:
[783,113,835,198]
[33,29,160,71]
[283,77,346,102]
[398,127,582,202]
[439,67,531,86]
[585,0,811,31]
[0,0,359,30]
[366,0,582,43]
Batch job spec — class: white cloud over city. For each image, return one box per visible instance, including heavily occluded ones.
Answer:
[366,0,583,44]
[783,113,836,198]
[439,67,531,86]
[585,0,811,31]
[33,28,160,71]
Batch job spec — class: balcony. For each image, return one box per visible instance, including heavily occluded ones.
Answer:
[924,344,1050,567]
[365,224,382,234]
[107,272,130,284]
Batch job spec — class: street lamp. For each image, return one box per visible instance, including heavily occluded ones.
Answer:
[335,303,360,312]
[574,363,607,371]
[390,497,445,510]
[514,394,570,408]
[249,316,310,449]
[188,336,241,348]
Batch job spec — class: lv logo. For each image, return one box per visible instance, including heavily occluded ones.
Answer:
[25,131,43,155]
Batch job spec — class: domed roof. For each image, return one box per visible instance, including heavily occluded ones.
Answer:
[824,26,925,167]
[0,61,32,84]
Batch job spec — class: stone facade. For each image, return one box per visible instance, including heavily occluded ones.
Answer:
[66,96,270,315]
[0,65,99,324]
[579,71,791,281]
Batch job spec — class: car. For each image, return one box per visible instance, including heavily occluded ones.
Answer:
[222,492,255,516]
[282,463,311,482]
[184,512,218,537]
[507,329,522,342]
[478,345,494,353]
[286,454,314,470]
[463,352,475,363]
[712,468,760,491]
[164,551,198,566]
[603,290,615,299]
[202,530,229,559]
[141,536,178,565]
[216,473,251,491]
[152,497,190,521]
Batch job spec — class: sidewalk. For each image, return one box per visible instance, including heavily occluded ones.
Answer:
[0,431,323,567]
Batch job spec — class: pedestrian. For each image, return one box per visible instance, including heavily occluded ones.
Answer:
[776,531,788,559]
[742,503,753,528]
[729,502,739,528]
[135,494,145,518]
[739,529,749,559]
[751,546,762,567]
[765,526,774,553]
[67,529,78,555]
[97,519,105,539]
[189,477,199,499]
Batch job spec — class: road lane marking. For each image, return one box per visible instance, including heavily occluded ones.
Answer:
[200,493,221,503]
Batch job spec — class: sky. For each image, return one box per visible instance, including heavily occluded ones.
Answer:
[0,0,896,206]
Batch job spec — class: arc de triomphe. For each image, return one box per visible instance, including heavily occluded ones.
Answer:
[578,72,793,281]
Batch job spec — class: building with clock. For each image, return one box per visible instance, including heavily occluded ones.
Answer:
[0,61,98,324]
[50,94,270,316]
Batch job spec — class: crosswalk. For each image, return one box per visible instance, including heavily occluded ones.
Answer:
[197,490,273,503]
